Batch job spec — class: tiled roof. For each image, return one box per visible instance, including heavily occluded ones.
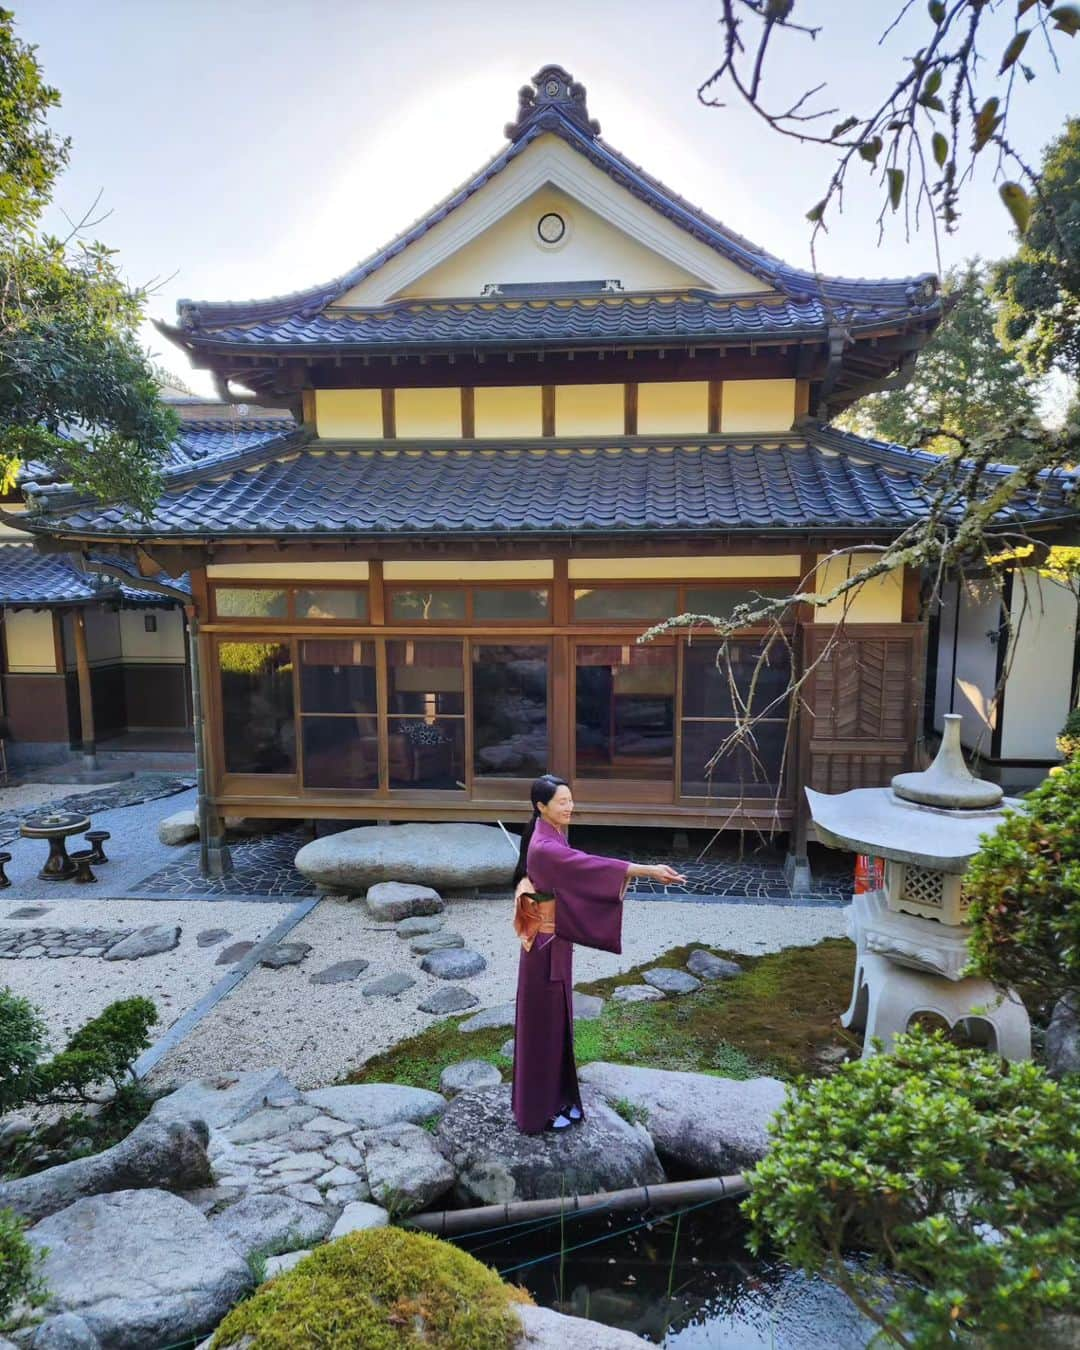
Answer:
[189,291,916,352]
[0,545,188,607]
[24,427,1071,542]
[170,72,939,345]
[162,416,297,473]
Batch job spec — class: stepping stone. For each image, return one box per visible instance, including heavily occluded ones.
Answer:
[500,1038,515,1060]
[362,972,416,997]
[259,942,312,969]
[365,881,444,922]
[409,931,465,954]
[310,959,370,985]
[440,1060,502,1095]
[216,941,254,966]
[396,915,445,938]
[611,984,665,1004]
[417,986,479,1015]
[686,950,743,981]
[103,924,181,961]
[573,993,605,1020]
[643,967,702,996]
[196,928,231,948]
[7,906,50,920]
[420,948,486,980]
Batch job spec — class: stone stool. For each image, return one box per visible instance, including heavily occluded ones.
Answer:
[69,850,98,885]
[843,951,1031,1060]
[0,852,10,888]
[84,831,110,864]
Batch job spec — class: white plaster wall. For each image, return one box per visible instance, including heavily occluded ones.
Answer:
[1001,571,1077,761]
[934,577,1001,751]
[119,608,186,664]
[2,609,56,672]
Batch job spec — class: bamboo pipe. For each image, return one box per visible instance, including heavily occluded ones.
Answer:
[403,1173,750,1238]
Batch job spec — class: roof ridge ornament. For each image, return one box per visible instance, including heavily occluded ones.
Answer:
[505,65,600,142]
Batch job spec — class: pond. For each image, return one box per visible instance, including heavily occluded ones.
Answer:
[453,1200,878,1348]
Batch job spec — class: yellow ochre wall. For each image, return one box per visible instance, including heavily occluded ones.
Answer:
[474,386,543,438]
[394,387,462,439]
[315,389,382,439]
[812,552,903,624]
[2,609,57,672]
[720,380,796,434]
[554,384,625,436]
[637,381,709,435]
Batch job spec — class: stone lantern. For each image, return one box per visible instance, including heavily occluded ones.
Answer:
[806,714,1031,1060]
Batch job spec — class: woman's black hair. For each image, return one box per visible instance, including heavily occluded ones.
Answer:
[512,774,569,886]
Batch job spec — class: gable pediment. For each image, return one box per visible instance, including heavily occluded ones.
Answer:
[335,134,774,306]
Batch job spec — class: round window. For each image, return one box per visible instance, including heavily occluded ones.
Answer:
[537,212,567,245]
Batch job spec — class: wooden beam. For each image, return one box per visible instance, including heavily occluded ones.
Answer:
[72,608,96,763]
[381,388,396,438]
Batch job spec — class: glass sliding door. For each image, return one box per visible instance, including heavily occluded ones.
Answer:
[299,639,378,789]
[386,639,465,790]
[680,639,791,798]
[574,643,675,793]
[218,641,296,775]
[472,643,549,779]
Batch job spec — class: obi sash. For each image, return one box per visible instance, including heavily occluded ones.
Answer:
[514,891,556,952]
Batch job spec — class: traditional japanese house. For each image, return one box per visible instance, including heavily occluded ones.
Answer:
[13,66,1070,875]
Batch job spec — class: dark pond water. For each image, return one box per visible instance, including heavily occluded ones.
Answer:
[453,1201,877,1348]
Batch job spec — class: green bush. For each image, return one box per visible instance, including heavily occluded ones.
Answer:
[0,1206,47,1327]
[744,1030,1080,1349]
[1057,706,1080,759]
[965,756,1080,1014]
[210,1226,532,1349]
[0,988,47,1115]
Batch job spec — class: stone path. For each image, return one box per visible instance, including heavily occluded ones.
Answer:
[133,827,316,898]
[0,925,137,959]
[0,774,194,849]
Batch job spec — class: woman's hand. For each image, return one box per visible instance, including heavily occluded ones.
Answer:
[648,863,687,885]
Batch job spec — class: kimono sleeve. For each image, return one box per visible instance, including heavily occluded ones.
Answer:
[531,835,630,955]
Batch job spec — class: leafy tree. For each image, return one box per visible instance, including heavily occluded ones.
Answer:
[842,262,1039,461]
[744,1030,1080,1349]
[0,7,175,513]
[992,118,1080,380]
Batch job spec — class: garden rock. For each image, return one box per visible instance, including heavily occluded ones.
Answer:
[362,1122,455,1214]
[224,1103,318,1143]
[396,915,445,937]
[440,1060,502,1095]
[309,959,369,985]
[259,942,311,969]
[29,1314,100,1349]
[102,924,180,961]
[215,941,254,965]
[365,881,445,922]
[362,971,415,997]
[294,823,514,891]
[611,985,664,1005]
[263,1249,313,1278]
[1046,993,1080,1079]
[572,993,604,1020]
[0,1115,211,1224]
[409,930,465,954]
[686,951,743,981]
[303,1083,445,1129]
[27,1188,251,1349]
[515,1304,649,1347]
[420,948,486,980]
[459,992,600,1032]
[151,1069,298,1130]
[642,968,702,996]
[578,1062,785,1173]
[328,1201,389,1238]
[501,1038,515,1059]
[195,929,231,948]
[210,1192,331,1260]
[158,809,198,845]
[435,1085,665,1206]
[417,986,479,1014]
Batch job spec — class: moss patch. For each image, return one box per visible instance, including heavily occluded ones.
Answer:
[348,939,856,1092]
[210,1227,531,1350]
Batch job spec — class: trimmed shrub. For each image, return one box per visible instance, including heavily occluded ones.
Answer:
[1057,706,1080,759]
[210,1226,532,1349]
[0,1206,46,1326]
[36,996,157,1103]
[965,756,1080,1014]
[744,1030,1080,1348]
[0,988,46,1115]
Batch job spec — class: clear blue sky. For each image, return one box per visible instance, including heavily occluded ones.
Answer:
[16,1,1079,396]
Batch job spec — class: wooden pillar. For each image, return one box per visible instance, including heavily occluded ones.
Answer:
[72,608,96,768]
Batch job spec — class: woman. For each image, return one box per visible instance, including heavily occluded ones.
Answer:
[511,774,686,1134]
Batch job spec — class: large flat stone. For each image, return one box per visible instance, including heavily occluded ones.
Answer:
[27,1188,251,1350]
[259,942,312,969]
[417,986,479,1015]
[302,1083,446,1129]
[396,915,446,937]
[578,1062,786,1173]
[420,948,486,980]
[102,925,180,961]
[440,1060,502,1095]
[209,1192,331,1260]
[515,1304,649,1347]
[294,823,515,891]
[151,1069,299,1130]
[309,959,369,985]
[362,1122,455,1215]
[435,1085,664,1206]
[365,881,445,922]
[409,930,465,954]
[158,809,198,845]
[642,968,702,996]
[362,971,415,997]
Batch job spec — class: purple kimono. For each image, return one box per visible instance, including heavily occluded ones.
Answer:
[511,818,630,1134]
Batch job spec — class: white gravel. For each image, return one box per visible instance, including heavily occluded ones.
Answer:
[0,898,295,1051]
[146,894,847,1091]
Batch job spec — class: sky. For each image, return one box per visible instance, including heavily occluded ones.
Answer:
[16,0,1080,399]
